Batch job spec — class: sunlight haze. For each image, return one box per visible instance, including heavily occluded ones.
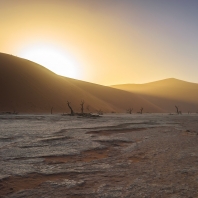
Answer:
[19,43,81,79]
[1,0,198,85]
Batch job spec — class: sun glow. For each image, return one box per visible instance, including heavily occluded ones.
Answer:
[19,44,80,79]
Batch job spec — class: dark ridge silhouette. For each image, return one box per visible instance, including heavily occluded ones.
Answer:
[0,53,163,114]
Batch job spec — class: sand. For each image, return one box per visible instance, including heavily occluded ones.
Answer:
[0,53,163,114]
[112,78,198,113]
[1,53,198,114]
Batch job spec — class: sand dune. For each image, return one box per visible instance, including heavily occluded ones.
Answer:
[112,78,198,113]
[0,53,163,114]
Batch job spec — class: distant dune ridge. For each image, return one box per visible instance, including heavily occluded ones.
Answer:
[0,53,197,114]
[112,78,198,113]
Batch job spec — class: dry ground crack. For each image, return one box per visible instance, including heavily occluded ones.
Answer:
[1,114,198,197]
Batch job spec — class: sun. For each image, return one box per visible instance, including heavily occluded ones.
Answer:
[19,43,80,79]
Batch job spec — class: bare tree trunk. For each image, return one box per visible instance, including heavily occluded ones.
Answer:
[175,105,179,114]
[80,100,84,114]
[67,101,74,115]
[140,107,143,114]
[127,108,133,114]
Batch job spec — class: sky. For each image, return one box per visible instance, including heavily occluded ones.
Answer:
[1,0,198,85]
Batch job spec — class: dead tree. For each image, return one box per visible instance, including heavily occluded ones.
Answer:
[67,101,74,115]
[51,107,53,114]
[127,108,133,114]
[175,105,181,114]
[175,105,179,114]
[140,107,143,114]
[80,100,84,114]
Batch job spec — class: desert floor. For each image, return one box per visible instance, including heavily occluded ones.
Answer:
[0,113,198,198]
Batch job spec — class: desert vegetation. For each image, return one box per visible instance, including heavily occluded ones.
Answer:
[127,108,133,114]
[175,105,182,114]
[137,107,144,114]
[65,100,100,117]
[67,101,74,116]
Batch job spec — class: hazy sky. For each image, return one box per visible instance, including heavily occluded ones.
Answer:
[1,0,198,85]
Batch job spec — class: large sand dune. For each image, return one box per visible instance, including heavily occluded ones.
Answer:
[0,53,163,114]
[112,78,198,113]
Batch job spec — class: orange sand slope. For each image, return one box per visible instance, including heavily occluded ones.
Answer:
[112,78,198,113]
[0,53,163,114]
